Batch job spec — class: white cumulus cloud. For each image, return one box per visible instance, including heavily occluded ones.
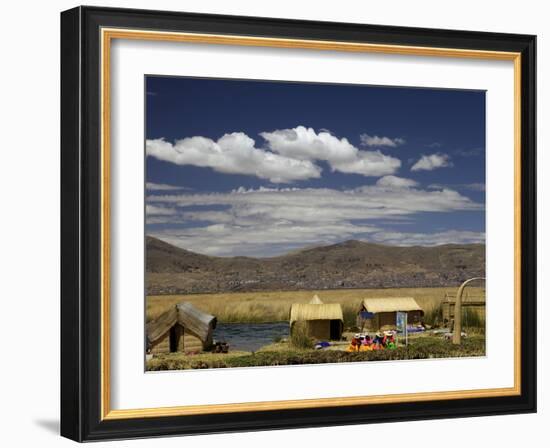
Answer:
[146,133,321,183]
[411,153,453,171]
[261,126,401,177]
[147,126,403,183]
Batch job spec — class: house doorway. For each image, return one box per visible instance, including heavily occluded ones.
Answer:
[329,320,342,340]
[169,326,181,352]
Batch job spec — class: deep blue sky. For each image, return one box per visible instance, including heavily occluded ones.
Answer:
[145,76,486,257]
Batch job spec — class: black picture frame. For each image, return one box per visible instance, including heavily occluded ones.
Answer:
[61,5,536,442]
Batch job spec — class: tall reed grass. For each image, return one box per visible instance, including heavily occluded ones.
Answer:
[422,303,485,330]
[423,306,443,327]
[462,307,485,329]
[289,321,314,349]
[146,287,485,326]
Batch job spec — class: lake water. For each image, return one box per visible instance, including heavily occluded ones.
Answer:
[213,321,289,352]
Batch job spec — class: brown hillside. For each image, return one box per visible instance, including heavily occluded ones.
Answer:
[145,236,485,295]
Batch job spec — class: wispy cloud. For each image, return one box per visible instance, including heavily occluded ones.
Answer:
[411,153,453,171]
[146,182,191,191]
[147,183,483,256]
[146,204,178,216]
[454,147,483,157]
[359,134,405,148]
[376,175,418,189]
[428,182,485,192]
[464,183,486,192]
[371,230,485,246]
[359,133,405,148]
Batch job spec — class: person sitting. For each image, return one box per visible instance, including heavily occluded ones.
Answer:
[372,332,384,350]
[386,334,397,349]
[357,334,372,351]
[347,335,361,352]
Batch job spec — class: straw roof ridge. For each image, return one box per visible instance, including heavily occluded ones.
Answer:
[362,297,423,314]
[309,294,323,304]
[177,302,217,341]
[290,303,343,324]
[146,306,178,343]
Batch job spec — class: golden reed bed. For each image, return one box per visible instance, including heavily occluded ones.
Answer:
[146,286,485,325]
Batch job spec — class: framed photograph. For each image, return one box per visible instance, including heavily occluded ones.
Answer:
[60,6,536,441]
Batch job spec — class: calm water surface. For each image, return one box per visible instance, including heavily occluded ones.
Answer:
[213,321,289,352]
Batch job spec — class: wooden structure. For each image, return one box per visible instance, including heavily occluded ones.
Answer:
[358,297,424,331]
[441,291,486,325]
[146,302,217,354]
[289,296,343,340]
[451,277,485,345]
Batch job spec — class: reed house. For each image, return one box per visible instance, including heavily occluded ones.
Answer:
[357,297,424,331]
[146,302,217,354]
[289,295,344,340]
[441,291,486,326]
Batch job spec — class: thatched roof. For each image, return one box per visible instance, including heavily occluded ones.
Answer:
[176,303,217,341]
[309,294,323,304]
[146,306,178,343]
[361,297,423,314]
[290,303,343,325]
[146,302,217,344]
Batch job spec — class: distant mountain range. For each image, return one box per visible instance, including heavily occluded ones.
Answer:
[145,236,485,295]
